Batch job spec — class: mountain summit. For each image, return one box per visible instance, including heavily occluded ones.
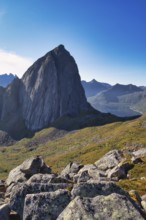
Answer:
[0,45,93,139]
[21,45,91,130]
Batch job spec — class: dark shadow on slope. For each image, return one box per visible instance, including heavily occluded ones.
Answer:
[50,109,141,131]
[24,108,141,149]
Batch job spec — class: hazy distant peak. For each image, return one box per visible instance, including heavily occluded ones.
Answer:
[0,73,16,88]
[90,79,98,83]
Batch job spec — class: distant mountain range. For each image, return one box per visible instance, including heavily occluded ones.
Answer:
[0,73,15,87]
[81,79,111,97]
[82,79,146,117]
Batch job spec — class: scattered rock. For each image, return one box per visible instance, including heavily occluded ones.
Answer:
[20,156,51,176]
[73,165,106,183]
[107,162,132,180]
[60,162,83,178]
[23,190,71,220]
[132,148,146,158]
[94,150,124,171]
[73,170,91,183]
[2,150,146,219]
[107,165,126,180]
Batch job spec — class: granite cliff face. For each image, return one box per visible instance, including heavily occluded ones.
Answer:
[21,45,90,130]
[0,45,93,139]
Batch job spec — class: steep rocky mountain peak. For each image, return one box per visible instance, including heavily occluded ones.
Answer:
[21,44,90,130]
[0,45,94,139]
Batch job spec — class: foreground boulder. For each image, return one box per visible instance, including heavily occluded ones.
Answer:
[57,193,144,220]
[5,156,51,198]
[23,190,71,220]
[10,182,71,219]
[71,181,129,198]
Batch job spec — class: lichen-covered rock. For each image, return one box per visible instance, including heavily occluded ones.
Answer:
[57,193,144,220]
[27,173,57,184]
[107,165,127,180]
[71,181,128,198]
[60,162,83,177]
[10,182,71,219]
[95,150,124,171]
[73,164,106,183]
[73,170,91,183]
[27,173,70,184]
[6,156,51,187]
[0,203,10,220]
[23,190,71,220]
[5,156,51,199]
[20,156,51,176]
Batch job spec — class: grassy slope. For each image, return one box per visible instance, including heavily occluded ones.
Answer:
[1,114,146,194]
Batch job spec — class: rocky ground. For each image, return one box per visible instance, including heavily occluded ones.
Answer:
[0,149,146,219]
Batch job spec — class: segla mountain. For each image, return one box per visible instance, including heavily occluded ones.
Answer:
[0,45,125,141]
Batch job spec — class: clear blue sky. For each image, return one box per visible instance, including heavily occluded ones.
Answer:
[0,0,146,85]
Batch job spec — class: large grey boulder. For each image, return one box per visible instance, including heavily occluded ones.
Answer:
[71,181,129,198]
[23,190,71,220]
[10,182,71,219]
[94,150,124,171]
[5,156,51,198]
[73,164,106,183]
[6,156,51,187]
[57,193,145,220]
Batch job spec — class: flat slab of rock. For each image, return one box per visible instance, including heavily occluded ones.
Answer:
[23,190,71,220]
[94,150,124,171]
[57,193,144,220]
[71,181,128,198]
